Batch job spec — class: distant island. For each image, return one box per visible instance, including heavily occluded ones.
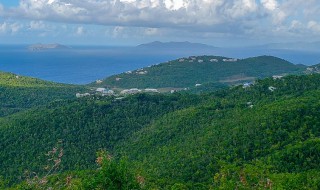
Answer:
[136,41,216,49]
[28,43,70,51]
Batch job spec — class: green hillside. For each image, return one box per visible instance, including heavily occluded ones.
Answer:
[1,74,320,189]
[94,55,306,90]
[0,71,87,116]
[0,71,67,87]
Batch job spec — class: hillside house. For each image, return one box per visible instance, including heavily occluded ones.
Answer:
[223,58,238,62]
[268,86,277,92]
[120,88,142,95]
[76,93,91,98]
[272,75,283,80]
[243,82,253,88]
[96,88,106,92]
[145,88,159,93]
[137,71,148,75]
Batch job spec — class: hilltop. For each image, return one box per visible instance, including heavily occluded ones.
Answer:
[93,55,306,92]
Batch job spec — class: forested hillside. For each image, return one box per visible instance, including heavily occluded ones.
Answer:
[95,55,306,90]
[0,72,87,116]
[1,73,320,189]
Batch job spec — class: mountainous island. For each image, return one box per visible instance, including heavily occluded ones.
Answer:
[1,55,320,189]
[27,43,70,51]
[137,41,216,49]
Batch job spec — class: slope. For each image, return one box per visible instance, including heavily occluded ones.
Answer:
[94,55,306,90]
[116,74,320,189]
[2,74,320,189]
[0,93,201,185]
[0,71,87,116]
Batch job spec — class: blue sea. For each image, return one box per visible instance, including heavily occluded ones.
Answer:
[0,45,185,84]
[0,45,319,84]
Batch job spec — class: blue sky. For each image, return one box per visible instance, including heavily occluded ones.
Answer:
[0,0,320,46]
[0,0,19,7]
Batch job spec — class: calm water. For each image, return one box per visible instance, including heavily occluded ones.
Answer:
[0,45,319,84]
[0,45,183,84]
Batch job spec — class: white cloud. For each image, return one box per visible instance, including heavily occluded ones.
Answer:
[0,22,7,33]
[308,21,320,33]
[0,0,319,43]
[224,0,258,19]
[164,0,188,10]
[5,0,265,29]
[261,0,278,11]
[11,23,22,33]
[0,22,22,34]
[76,26,85,35]
[144,27,160,35]
[28,21,46,30]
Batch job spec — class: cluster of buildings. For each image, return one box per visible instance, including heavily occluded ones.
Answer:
[76,87,160,98]
[222,58,238,62]
[120,88,159,95]
[76,87,115,98]
[272,75,283,80]
[178,56,239,64]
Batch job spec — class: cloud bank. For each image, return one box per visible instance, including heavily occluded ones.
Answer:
[0,0,320,44]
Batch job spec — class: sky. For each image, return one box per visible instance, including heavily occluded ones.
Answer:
[0,0,320,46]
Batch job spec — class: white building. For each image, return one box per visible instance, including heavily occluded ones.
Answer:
[210,59,218,62]
[120,88,142,95]
[272,75,283,80]
[268,86,277,92]
[137,71,148,75]
[243,82,253,88]
[76,93,91,98]
[223,58,238,62]
[96,88,106,93]
[145,88,159,93]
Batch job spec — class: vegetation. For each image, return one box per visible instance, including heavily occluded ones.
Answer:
[0,71,87,116]
[94,55,306,90]
[0,56,320,189]
[11,150,144,190]
[1,60,320,189]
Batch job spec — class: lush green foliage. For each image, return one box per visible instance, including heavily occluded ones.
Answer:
[0,72,87,116]
[0,93,201,185]
[0,71,66,87]
[2,71,320,189]
[116,74,320,189]
[82,151,143,190]
[11,150,144,190]
[95,55,305,89]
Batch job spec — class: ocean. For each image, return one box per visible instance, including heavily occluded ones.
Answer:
[0,45,183,84]
[0,45,319,85]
